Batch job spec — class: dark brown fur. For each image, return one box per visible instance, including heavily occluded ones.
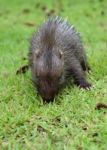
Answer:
[29,17,91,102]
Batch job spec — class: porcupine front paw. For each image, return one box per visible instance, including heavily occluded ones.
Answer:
[79,81,91,90]
[75,78,91,90]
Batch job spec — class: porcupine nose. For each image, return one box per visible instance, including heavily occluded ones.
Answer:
[42,96,54,102]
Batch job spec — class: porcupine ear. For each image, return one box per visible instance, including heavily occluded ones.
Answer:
[59,50,64,59]
[34,50,40,58]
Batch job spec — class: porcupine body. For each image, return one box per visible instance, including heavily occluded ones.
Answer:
[29,17,91,102]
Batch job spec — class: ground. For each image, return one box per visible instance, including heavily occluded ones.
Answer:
[0,0,107,149]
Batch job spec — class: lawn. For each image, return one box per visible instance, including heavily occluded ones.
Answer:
[0,0,107,149]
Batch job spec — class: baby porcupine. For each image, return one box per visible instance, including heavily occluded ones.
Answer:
[29,17,91,102]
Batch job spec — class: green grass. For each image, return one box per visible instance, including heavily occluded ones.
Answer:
[0,0,107,149]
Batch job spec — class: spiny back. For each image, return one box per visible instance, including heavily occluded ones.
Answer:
[30,17,80,52]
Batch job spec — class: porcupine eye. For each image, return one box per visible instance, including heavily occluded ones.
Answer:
[58,76,62,80]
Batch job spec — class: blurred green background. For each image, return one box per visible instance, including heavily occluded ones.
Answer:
[0,0,107,149]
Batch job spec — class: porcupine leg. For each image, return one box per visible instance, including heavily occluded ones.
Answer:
[69,57,91,89]
[81,60,91,72]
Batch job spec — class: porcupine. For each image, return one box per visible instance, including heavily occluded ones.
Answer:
[29,17,91,102]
